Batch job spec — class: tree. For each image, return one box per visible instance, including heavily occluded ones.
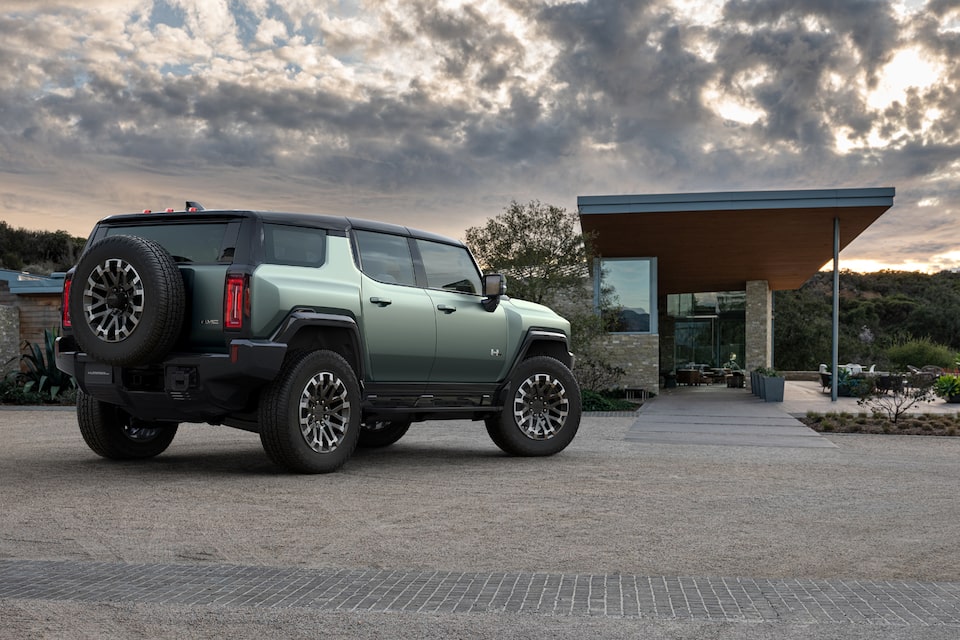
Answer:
[464,200,589,304]
[0,221,86,273]
[465,200,623,392]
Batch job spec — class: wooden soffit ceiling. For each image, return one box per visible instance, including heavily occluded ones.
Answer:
[578,188,895,295]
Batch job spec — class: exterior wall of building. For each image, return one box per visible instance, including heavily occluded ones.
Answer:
[0,304,19,374]
[18,294,62,348]
[0,280,63,369]
[745,280,772,371]
[601,332,660,393]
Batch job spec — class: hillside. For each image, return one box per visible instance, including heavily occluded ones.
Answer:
[774,270,960,371]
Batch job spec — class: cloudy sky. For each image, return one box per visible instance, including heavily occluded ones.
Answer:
[1,0,958,272]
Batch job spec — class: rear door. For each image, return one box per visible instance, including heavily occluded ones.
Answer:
[354,230,437,382]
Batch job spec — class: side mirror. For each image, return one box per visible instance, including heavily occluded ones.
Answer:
[483,274,507,297]
[482,274,506,312]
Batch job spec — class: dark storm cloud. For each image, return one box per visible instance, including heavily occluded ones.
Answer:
[414,2,524,90]
[2,0,959,268]
[537,1,712,118]
[722,0,899,83]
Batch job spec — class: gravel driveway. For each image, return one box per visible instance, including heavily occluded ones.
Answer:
[2,407,959,638]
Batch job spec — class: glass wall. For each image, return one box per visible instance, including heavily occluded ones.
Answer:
[595,258,657,333]
[667,291,745,368]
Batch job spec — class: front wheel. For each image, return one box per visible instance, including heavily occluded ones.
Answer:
[486,356,581,456]
[259,350,361,473]
[76,389,179,459]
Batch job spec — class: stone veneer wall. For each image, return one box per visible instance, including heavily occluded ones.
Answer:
[601,333,660,393]
[0,304,19,374]
[745,280,772,371]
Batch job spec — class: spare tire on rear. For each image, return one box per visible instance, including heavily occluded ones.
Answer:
[70,234,185,366]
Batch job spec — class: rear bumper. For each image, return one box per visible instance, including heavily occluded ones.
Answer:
[55,336,287,423]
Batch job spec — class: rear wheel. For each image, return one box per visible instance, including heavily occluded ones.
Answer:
[486,356,581,456]
[358,420,411,448]
[76,389,179,459]
[259,350,361,473]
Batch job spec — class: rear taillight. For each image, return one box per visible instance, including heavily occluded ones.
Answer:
[62,273,73,328]
[224,274,249,330]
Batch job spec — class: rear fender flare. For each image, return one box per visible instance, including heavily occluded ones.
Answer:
[272,311,364,380]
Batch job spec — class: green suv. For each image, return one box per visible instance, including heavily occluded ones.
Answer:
[55,207,581,473]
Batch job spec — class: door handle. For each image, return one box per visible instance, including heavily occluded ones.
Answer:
[437,304,457,314]
[369,297,392,307]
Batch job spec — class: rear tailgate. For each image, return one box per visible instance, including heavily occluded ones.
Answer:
[179,264,230,352]
[95,215,243,353]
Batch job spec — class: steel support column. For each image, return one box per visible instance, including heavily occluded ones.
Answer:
[831,217,839,402]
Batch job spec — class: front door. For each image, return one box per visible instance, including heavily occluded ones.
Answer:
[415,238,508,383]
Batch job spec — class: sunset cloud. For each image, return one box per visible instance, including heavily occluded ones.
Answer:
[0,0,957,272]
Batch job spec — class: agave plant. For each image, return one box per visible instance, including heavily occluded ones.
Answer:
[19,328,76,399]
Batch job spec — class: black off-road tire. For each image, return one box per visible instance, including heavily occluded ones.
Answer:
[358,421,412,448]
[485,356,582,456]
[77,389,179,459]
[70,234,185,366]
[259,350,361,473]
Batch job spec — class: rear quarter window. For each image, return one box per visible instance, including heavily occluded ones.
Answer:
[262,224,327,267]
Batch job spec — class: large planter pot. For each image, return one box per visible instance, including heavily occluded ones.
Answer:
[762,375,785,403]
[947,395,960,404]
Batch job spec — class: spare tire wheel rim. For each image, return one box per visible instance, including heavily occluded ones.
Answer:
[513,372,569,440]
[299,371,351,453]
[83,257,145,343]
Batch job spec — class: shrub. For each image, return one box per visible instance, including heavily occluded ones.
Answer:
[574,356,626,394]
[933,374,960,400]
[581,390,637,412]
[886,337,956,370]
[4,328,77,403]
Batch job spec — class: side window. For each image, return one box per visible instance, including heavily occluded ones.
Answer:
[355,230,417,286]
[416,240,481,294]
[262,224,326,267]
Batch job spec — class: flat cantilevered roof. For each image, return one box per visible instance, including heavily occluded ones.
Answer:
[578,187,895,295]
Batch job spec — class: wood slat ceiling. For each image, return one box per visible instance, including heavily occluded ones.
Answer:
[580,203,892,295]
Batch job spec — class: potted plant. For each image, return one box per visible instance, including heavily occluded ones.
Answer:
[933,374,960,403]
[760,367,785,403]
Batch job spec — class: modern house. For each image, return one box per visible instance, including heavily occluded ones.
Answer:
[577,187,896,392]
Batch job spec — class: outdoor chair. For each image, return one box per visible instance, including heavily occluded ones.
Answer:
[874,375,904,394]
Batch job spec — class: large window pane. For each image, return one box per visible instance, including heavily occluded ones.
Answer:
[598,258,655,333]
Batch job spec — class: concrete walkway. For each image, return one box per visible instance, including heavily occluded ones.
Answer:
[627,383,838,448]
